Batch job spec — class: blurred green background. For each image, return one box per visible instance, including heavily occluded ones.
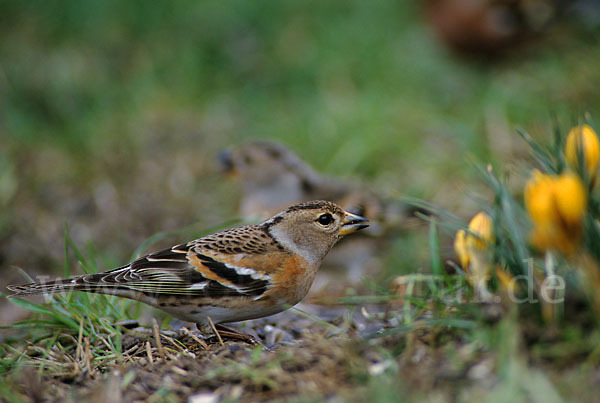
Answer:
[1,0,599,307]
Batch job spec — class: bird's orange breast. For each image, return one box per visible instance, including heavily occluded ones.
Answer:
[265,254,319,304]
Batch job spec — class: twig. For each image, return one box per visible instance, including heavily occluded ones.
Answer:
[170,366,189,376]
[151,319,166,361]
[207,317,223,346]
[76,318,84,362]
[146,340,153,364]
[160,334,185,356]
[181,326,208,350]
[290,306,341,333]
[84,336,93,375]
[98,334,116,353]
[122,343,140,357]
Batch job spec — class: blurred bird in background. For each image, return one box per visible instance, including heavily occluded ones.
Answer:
[218,141,426,294]
[423,0,560,57]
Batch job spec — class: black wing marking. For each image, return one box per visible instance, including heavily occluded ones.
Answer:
[195,254,269,296]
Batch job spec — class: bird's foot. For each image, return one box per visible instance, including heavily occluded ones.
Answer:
[213,324,261,346]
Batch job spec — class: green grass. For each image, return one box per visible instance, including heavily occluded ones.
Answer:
[1,232,137,379]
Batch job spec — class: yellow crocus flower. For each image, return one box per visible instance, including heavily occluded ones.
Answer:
[466,211,495,250]
[553,173,588,225]
[454,212,494,270]
[565,124,600,184]
[454,212,494,301]
[454,229,470,270]
[524,170,587,254]
[524,170,559,226]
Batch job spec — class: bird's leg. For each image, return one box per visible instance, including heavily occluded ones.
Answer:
[201,317,260,346]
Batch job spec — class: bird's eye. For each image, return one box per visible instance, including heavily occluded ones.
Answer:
[317,213,334,226]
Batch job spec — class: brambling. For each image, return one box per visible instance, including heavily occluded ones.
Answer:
[218,141,424,285]
[7,201,368,339]
[218,141,407,232]
[424,0,556,57]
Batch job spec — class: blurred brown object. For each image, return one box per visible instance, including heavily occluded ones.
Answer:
[218,141,423,235]
[423,0,557,56]
[388,275,410,310]
[218,141,427,290]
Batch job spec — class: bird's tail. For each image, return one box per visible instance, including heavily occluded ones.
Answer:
[7,275,105,297]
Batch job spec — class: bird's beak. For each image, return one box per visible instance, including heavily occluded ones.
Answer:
[339,211,369,236]
[217,148,237,176]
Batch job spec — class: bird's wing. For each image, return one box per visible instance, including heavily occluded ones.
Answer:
[7,241,272,299]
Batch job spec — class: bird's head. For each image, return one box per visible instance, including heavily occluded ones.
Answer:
[264,200,369,265]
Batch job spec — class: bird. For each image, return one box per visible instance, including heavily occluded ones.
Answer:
[218,141,403,231]
[7,200,368,341]
[423,0,558,58]
[218,141,424,287]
